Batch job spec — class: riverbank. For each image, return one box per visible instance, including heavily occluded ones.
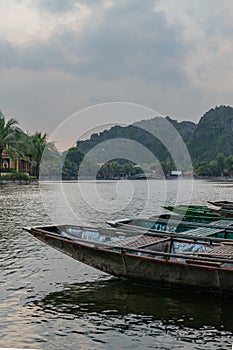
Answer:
[0,174,37,185]
[196,176,233,182]
[0,179,37,185]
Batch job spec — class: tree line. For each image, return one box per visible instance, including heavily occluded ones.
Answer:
[62,148,233,179]
[0,111,50,179]
[194,153,233,177]
[3,106,233,180]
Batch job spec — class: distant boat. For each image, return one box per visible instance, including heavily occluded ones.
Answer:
[207,201,233,218]
[208,201,233,209]
[208,207,233,218]
[127,173,162,180]
[24,224,233,295]
[163,204,219,218]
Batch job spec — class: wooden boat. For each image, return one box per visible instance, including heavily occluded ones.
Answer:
[24,224,233,295]
[206,201,233,218]
[107,216,233,240]
[208,201,233,209]
[107,213,225,227]
[207,206,233,218]
[163,205,220,218]
[107,216,193,232]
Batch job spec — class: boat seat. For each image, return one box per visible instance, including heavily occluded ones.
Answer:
[108,234,169,249]
[208,219,233,227]
[195,243,233,259]
[184,227,225,237]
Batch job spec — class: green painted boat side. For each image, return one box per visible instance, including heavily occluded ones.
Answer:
[163,205,220,218]
[106,216,233,240]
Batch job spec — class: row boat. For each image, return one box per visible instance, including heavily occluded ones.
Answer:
[207,201,233,218]
[24,225,233,295]
[163,205,220,218]
[107,216,233,240]
[164,202,233,219]
[208,207,233,218]
[108,213,227,227]
[208,201,233,209]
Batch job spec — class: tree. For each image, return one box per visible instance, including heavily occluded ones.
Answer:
[209,160,218,176]
[224,155,233,176]
[62,147,85,180]
[194,161,210,176]
[28,132,48,178]
[0,111,19,173]
[217,153,225,176]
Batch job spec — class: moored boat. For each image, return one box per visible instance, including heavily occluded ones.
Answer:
[163,205,220,218]
[106,216,233,240]
[24,224,233,295]
[206,201,233,218]
[107,213,225,228]
[208,201,233,210]
[207,206,233,218]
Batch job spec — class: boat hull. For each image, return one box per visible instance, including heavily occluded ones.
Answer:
[208,200,233,210]
[27,227,233,295]
[163,205,220,218]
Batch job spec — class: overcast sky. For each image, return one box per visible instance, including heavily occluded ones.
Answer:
[0,0,233,145]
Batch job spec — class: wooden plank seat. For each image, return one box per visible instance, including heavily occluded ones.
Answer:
[184,227,225,237]
[208,219,233,227]
[108,234,169,249]
[196,244,233,259]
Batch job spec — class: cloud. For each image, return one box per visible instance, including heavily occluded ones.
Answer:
[0,0,232,137]
[34,0,102,13]
[34,0,80,13]
[156,0,233,91]
[73,0,187,83]
[0,0,187,86]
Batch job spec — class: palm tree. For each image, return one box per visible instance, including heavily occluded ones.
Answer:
[28,132,48,179]
[21,131,59,179]
[0,111,18,173]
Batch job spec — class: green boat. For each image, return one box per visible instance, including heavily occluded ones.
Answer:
[163,204,219,218]
[106,214,233,240]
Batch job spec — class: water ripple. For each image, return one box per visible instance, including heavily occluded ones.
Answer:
[0,182,233,349]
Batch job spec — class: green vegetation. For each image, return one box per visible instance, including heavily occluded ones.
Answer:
[0,112,19,172]
[97,160,143,179]
[2,105,233,180]
[0,170,32,182]
[0,111,54,180]
[62,148,85,180]
[76,105,233,165]
[28,132,50,178]
[71,105,233,179]
[188,106,233,162]
[194,153,233,177]
[76,118,196,164]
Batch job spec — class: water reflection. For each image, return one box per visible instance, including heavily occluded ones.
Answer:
[1,181,233,350]
[34,279,232,348]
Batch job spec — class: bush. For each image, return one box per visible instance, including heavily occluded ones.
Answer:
[0,171,33,182]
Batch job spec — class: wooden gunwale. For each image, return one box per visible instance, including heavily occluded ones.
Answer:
[110,217,233,231]
[113,222,233,242]
[208,200,233,209]
[29,227,233,267]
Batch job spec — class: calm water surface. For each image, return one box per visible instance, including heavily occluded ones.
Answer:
[0,180,233,349]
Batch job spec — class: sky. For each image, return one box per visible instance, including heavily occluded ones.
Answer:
[0,0,233,148]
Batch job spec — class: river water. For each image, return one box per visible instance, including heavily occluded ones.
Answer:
[0,179,233,350]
